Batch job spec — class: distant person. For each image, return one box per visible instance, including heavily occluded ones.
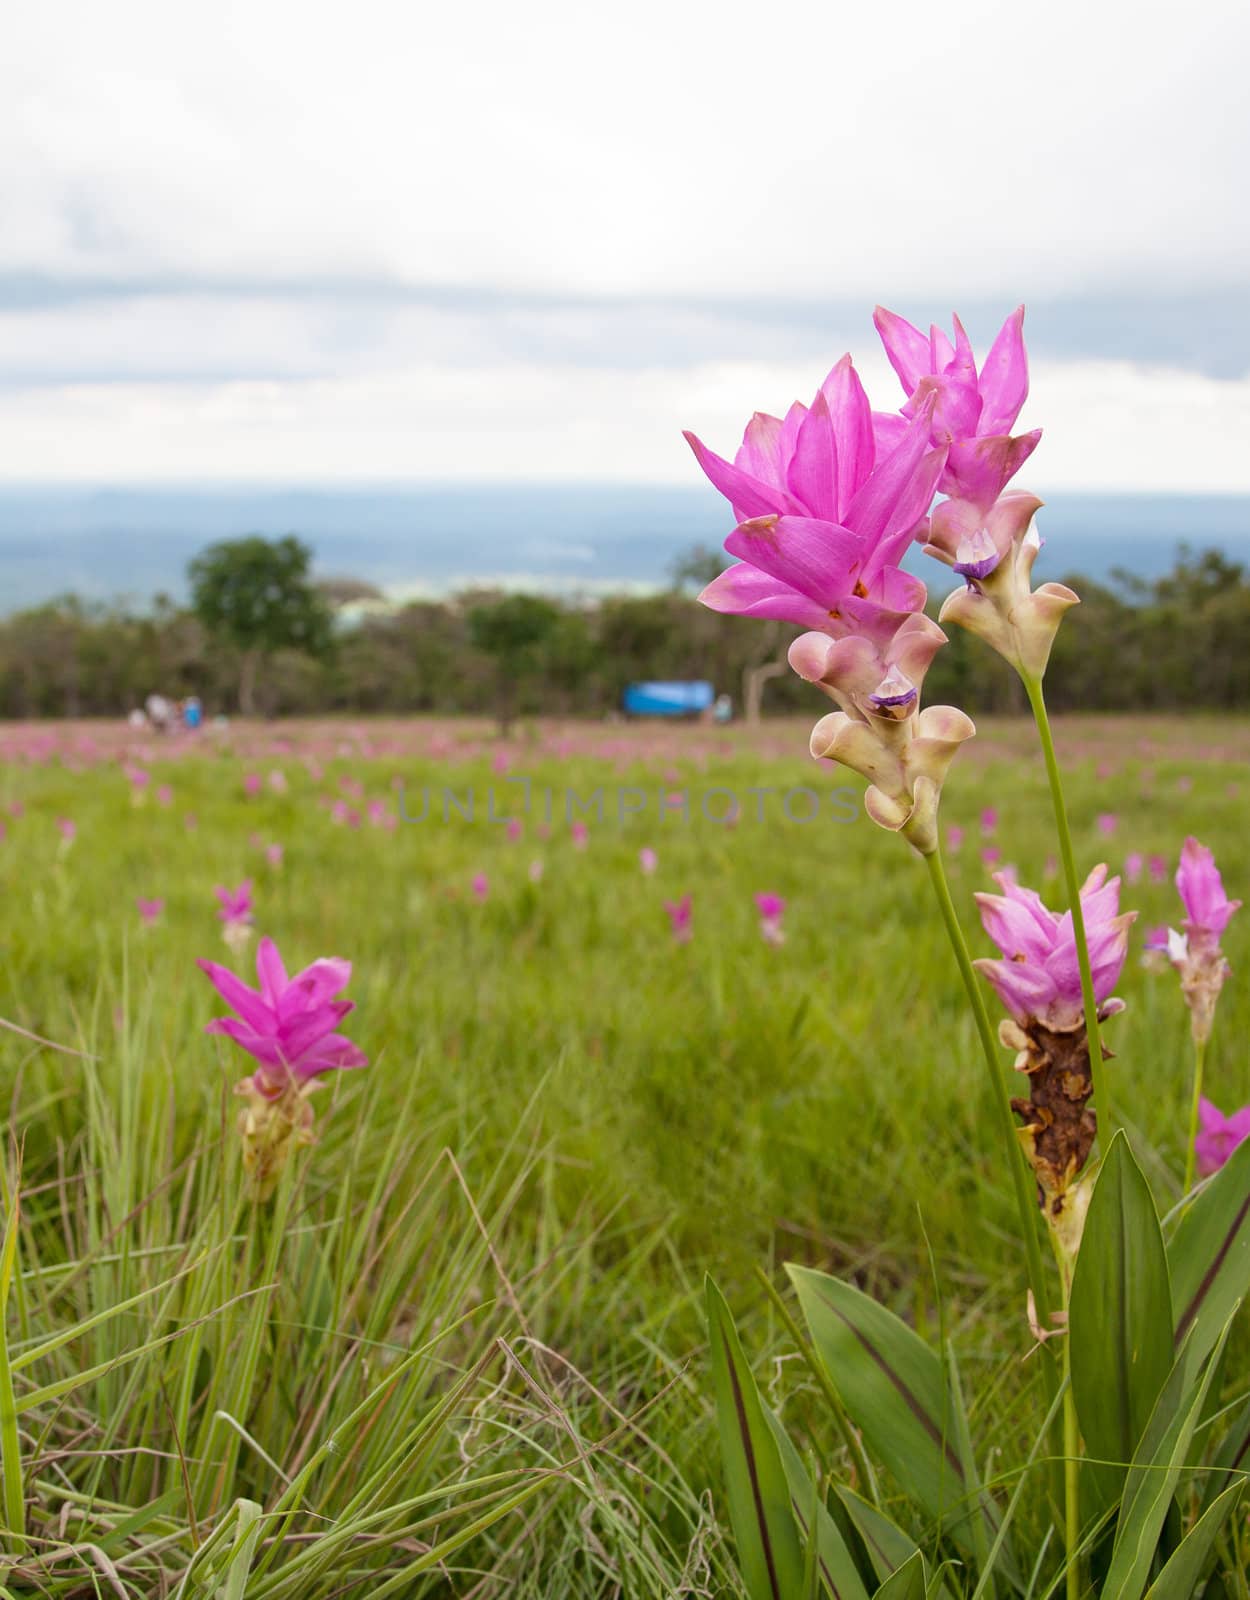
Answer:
[713,693,733,724]
[127,707,147,729]
[183,696,203,732]
[145,693,173,734]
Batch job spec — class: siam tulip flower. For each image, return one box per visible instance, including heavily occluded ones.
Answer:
[471,872,490,901]
[244,773,262,797]
[665,894,693,945]
[980,807,998,836]
[1124,851,1144,885]
[136,897,165,925]
[265,843,284,869]
[872,305,1042,511]
[528,858,544,884]
[57,817,77,844]
[198,936,368,1198]
[755,892,786,947]
[946,825,964,854]
[1097,813,1118,837]
[975,865,1136,1249]
[571,820,589,850]
[505,817,524,843]
[157,784,173,808]
[925,492,1079,680]
[688,364,946,640]
[1194,1098,1250,1179]
[1148,853,1169,885]
[981,846,1001,868]
[268,769,289,795]
[1159,837,1242,1044]
[639,846,658,875]
[216,880,255,951]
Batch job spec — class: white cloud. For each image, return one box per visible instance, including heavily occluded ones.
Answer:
[3,354,1249,493]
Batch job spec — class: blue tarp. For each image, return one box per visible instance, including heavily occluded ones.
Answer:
[622,681,715,717]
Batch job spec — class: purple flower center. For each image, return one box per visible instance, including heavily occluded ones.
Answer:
[867,666,918,716]
[953,528,1001,583]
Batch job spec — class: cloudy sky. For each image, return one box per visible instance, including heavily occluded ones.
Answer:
[3,0,1247,490]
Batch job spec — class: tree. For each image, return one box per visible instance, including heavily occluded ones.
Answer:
[466,593,563,733]
[188,536,331,715]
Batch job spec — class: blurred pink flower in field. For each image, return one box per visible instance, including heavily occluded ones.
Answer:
[137,897,165,925]
[1177,836,1241,938]
[265,844,284,869]
[981,846,1001,867]
[639,846,658,875]
[665,895,693,944]
[1043,855,1058,881]
[528,858,544,883]
[366,800,395,829]
[57,817,77,842]
[471,872,490,901]
[1195,1098,1250,1178]
[1096,813,1118,837]
[975,865,1135,1030]
[571,821,589,850]
[492,750,511,775]
[1177,775,1193,794]
[9,802,24,818]
[1124,851,1144,885]
[505,817,523,842]
[1096,761,1115,781]
[946,825,964,853]
[215,881,254,950]
[1148,854,1169,885]
[244,773,262,796]
[755,892,786,946]
[198,935,368,1097]
[268,770,289,794]
[1158,837,1243,1043]
[980,808,998,836]
[157,784,173,808]
[873,305,1040,510]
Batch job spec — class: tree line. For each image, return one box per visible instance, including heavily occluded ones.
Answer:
[0,536,1246,722]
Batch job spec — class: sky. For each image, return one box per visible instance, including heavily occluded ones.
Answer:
[2,0,1248,491]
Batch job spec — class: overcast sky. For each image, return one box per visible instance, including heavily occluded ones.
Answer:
[3,0,1247,490]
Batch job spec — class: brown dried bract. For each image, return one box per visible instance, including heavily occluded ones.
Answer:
[1000,1016,1100,1237]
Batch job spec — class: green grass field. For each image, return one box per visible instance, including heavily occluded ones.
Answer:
[1,712,1247,1595]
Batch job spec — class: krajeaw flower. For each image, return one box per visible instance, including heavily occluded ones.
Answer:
[975,867,1136,1246]
[1160,837,1241,1043]
[688,362,945,635]
[1195,1097,1250,1178]
[926,492,1079,678]
[873,305,1041,511]
[199,936,368,1199]
[755,892,786,947]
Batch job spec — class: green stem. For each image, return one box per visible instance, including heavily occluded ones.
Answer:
[924,849,1052,1328]
[1022,674,1113,1142]
[1183,1037,1208,1196]
[1053,1238,1081,1600]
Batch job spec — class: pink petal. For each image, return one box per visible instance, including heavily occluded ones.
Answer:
[684,432,789,520]
[977,306,1030,435]
[724,515,863,611]
[873,306,932,395]
[699,563,834,630]
[197,959,274,1033]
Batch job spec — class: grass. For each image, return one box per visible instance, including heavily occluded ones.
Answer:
[1,711,1247,1594]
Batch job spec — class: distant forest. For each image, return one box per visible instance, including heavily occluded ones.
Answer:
[0,542,1246,721]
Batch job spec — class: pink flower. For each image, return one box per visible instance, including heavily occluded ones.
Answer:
[1096,813,1119,837]
[506,817,524,843]
[981,846,1001,867]
[872,305,1041,511]
[571,820,589,850]
[1148,854,1169,885]
[264,844,284,868]
[755,892,786,946]
[1195,1098,1250,1178]
[980,807,998,836]
[639,846,658,875]
[126,765,150,790]
[1176,837,1241,939]
[665,895,693,944]
[471,872,490,901]
[1124,851,1143,885]
[198,936,368,1098]
[136,897,165,925]
[528,859,544,884]
[157,784,173,808]
[946,825,964,854]
[215,881,254,926]
[57,817,76,841]
[688,361,945,639]
[244,773,262,797]
[975,865,1136,1030]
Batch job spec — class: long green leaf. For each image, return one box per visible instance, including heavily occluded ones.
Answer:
[788,1266,994,1564]
[1199,1392,1250,1514]
[1142,1481,1244,1598]
[1103,1313,1235,1600]
[1069,1132,1173,1508]
[765,1410,871,1600]
[872,1551,927,1600]
[1167,1134,1250,1370]
[706,1278,806,1600]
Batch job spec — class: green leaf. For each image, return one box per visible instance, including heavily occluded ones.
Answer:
[765,1411,871,1600]
[1142,1481,1245,1599]
[1167,1133,1250,1371]
[788,1266,994,1564]
[1199,1392,1250,1514]
[1103,1314,1235,1600]
[706,1278,806,1600]
[1069,1132,1174,1507]
[872,1551,927,1600]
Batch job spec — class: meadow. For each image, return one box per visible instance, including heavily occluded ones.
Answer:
[1,711,1247,1595]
